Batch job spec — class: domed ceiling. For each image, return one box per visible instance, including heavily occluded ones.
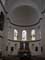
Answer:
[9,5,40,26]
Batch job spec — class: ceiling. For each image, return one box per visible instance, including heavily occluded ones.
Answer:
[2,0,45,26]
[9,5,39,25]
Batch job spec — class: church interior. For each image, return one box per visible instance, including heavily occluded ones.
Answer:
[0,0,45,60]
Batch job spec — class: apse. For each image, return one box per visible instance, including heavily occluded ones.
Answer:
[9,5,40,26]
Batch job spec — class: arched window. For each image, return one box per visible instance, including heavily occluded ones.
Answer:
[31,29,36,40]
[22,30,27,41]
[14,29,18,40]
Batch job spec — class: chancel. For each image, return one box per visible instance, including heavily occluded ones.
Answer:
[0,0,45,60]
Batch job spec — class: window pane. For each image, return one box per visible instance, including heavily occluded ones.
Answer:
[22,30,27,41]
[31,29,35,35]
[32,36,35,40]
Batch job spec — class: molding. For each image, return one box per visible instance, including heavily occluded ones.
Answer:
[8,39,41,43]
[0,0,8,14]
[7,17,40,27]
